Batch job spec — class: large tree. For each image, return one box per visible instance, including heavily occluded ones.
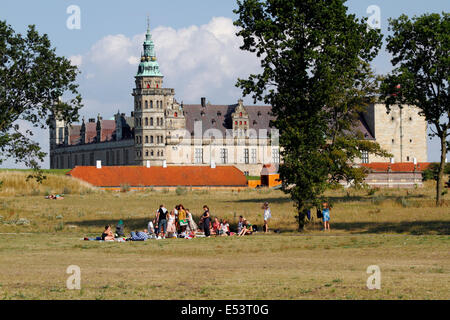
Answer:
[0,21,82,181]
[381,13,449,206]
[234,0,387,230]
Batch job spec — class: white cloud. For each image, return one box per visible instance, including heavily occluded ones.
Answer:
[74,17,261,104]
[1,17,264,169]
[69,54,83,67]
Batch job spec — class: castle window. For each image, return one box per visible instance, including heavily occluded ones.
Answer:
[409,117,412,121]
[235,121,238,125]
[195,148,203,164]
[361,151,369,164]
[160,101,163,109]
[251,148,257,164]
[257,111,262,117]
[145,136,148,143]
[244,148,249,164]
[220,148,228,164]
[240,112,243,117]
[272,148,280,164]
[151,136,154,144]
[407,156,410,161]
[150,118,154,126]
[160,118,164,126]
[253,120,257,125]
[212,119,216,125]
[147,83,150,89]
[145,118,148,126]
[391,117,395,121]
[161,150,164,157]
[244,121,247,125]
[410,139,413,143]
[217,111,222,117]
[392,139,395,143]
[145,101,148,109]
[150,101,153,108]
[145,150,149,157]
[151,150,154,156]
[240,121,242,125]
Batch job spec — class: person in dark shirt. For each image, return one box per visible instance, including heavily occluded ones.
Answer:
[156,205,168,239]
[202,205,211,238]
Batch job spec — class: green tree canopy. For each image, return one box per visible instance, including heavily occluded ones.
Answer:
[234,0,388,230]
[0,21,82,180]
[381,12,449,205]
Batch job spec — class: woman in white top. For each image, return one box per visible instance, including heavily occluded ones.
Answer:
[185,209,198,233]
[262,202,271,233]
[167,211,177,238]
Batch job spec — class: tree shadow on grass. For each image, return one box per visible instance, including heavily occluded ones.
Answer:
[226,194,428,205]
[330,220,449,235]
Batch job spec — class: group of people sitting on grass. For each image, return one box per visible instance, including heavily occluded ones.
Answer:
[95,202,272,241]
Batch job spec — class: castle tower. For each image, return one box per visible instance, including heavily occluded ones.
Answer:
[132,19,179,166]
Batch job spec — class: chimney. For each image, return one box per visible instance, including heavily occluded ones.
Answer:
[413,158,417,165]
[201,97,206,108]
[96,160,102,169]
[163,160,167,168]
[390,158,395,164]
[211,160,216,169]
[146,160,151,168]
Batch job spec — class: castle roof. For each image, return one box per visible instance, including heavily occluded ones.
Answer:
[67,165,248,187]
[183,104,275,135]
[183,103,375,140]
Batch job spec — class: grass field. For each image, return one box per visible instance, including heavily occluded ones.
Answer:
[0,171,448,300]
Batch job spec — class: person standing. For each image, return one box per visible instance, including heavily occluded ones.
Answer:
[185,208,198,233]
[202,205,211,238]
[156,204,168,239]
[166,210,177,238]
[322,202,331,231]
[262,202,272,233]
[178,204,188,235]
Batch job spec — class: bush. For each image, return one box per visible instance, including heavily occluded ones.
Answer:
[175,186,187,196]
[120,184,130,193]
[371,195,386,205]
[422,163,450,181]
[367,187,380,196]
[396,197,412,208]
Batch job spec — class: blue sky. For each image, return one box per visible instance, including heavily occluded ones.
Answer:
[1,0,449,168]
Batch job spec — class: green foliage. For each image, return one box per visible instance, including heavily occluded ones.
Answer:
[120,184,130,193]
[380,12,449,205]
[422,163,450,181]
[234,0,385,230]
[367,187,380,196]
[175,186,187,196]
[0,20,82,180]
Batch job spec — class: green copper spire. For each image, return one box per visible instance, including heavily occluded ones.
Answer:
[136,18,163,78]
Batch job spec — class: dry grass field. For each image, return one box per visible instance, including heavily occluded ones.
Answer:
[0,171,448,300]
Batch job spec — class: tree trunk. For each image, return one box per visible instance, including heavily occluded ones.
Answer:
[297,208,307,232]
[436,128,447,206]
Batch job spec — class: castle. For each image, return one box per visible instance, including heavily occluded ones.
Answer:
[49,23,428,176]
